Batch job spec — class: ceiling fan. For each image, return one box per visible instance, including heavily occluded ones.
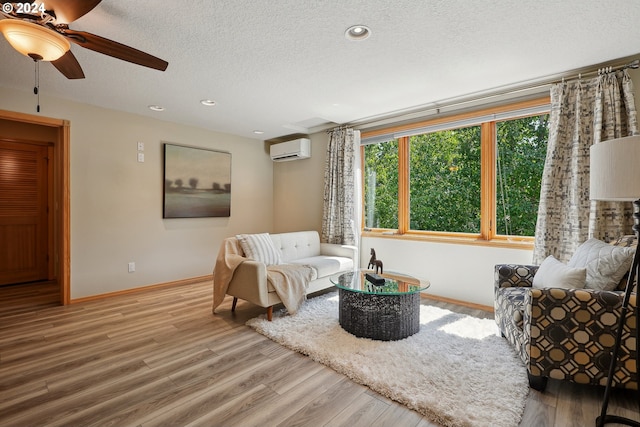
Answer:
[0,0,168,79]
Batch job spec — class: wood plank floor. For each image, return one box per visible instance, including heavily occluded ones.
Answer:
[0,280,59,317]
[0,280,638,426]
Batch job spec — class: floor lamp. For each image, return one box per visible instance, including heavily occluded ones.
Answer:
[590,135,640,427]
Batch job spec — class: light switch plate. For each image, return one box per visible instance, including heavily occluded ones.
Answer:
[137,152,145,162]
[137,141,144,151]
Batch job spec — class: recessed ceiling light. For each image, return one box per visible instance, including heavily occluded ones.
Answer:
[253,130,264,135]
[345,25,371,41]
[148,105,164,112]
[200,99,216,106]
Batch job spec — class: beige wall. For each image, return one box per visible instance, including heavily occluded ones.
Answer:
[272,132,327,233]
[0,86,273,299]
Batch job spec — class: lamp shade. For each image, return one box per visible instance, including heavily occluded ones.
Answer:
[590,135,640,201]
[0,19,70,61]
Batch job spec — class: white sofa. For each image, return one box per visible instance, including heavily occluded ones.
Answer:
[219,231,357,320]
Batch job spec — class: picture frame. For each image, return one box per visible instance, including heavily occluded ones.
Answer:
[163,143,231,218]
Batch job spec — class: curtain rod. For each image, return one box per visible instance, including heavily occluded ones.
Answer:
[326,124,349,133]
[561,59,639,83]
[349,57,640,131]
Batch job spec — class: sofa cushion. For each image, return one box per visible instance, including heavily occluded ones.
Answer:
[610,235,638,291]
[236,233,282,265]
[532,255,587,289]
[290,255,354,278]
[567,238,635,291]
[270,231,321,262]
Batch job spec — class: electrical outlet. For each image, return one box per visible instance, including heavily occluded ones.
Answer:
[137,152,145,162]
[137,141,144,151]
[128,262,135,273]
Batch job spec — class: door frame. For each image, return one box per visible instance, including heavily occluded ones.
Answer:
[0,109,70,304]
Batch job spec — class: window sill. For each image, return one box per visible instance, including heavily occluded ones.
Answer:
[361,230,534,250]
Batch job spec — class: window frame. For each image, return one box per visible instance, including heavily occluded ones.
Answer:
[360,97,550,249]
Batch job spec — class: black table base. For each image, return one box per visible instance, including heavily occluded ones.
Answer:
[338,289,420,341]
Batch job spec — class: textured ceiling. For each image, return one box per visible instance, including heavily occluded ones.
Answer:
[1,0,640,140]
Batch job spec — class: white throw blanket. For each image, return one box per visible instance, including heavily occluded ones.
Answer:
[266,264,315,314]
[212,238,246,311]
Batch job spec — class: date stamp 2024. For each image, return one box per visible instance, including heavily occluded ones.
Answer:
[2,2,46,15]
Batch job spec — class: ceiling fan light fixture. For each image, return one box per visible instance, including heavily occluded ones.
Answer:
[0,19,70,61]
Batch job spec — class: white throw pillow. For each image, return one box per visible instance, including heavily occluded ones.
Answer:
[236,233,282,265]
[533,255,587,289]
[567,238,635,291]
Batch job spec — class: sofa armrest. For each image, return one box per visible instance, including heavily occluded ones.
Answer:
[320,243,358,263]
[525,287,636,384]
[495,264,538,290]
[527,287,627,322]
[226,260,270,307]
[233,259,267,281]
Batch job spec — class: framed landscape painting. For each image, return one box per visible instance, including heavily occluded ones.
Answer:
[163,143,231,218]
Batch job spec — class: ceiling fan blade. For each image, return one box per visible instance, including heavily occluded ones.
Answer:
[51,50,85,79]
[62,29,168,72]
[42,0,102,24]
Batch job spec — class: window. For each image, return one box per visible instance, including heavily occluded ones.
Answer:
[364,139,398,229]
[495,115,549,237]
[362,98,550,244]
[409,126,481,233]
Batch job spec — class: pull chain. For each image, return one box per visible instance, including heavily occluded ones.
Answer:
[33,59,40,113]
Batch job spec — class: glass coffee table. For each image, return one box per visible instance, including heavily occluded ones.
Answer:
[330,269,430,341]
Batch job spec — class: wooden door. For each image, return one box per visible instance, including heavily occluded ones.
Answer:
[0,140,49,285]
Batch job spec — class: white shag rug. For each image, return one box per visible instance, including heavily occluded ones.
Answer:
[246,292,529,427]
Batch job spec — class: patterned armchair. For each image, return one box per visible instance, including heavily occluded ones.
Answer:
[494,239,638,391]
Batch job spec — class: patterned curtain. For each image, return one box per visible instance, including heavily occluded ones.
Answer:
[533,70,638,264]
[322,126,361,246]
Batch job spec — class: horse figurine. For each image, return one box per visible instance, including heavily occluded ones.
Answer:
[368,248,383,274]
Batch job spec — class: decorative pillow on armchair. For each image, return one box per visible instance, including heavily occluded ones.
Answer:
[236,233,283,265]
[532,255,586,289]
[567,238,635,291]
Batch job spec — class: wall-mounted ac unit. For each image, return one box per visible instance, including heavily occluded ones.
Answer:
[270,138,311,162]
